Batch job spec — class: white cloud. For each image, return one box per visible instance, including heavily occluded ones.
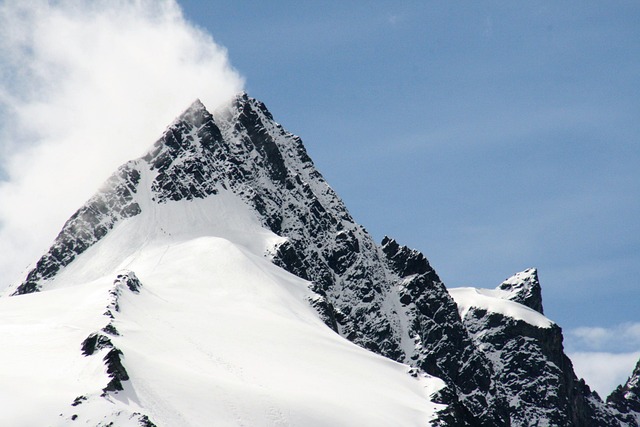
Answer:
[568,323,640,352]
[0,0,244,289]
[569,351,640,398]
[570,327,610,349]
[566,323,640,397]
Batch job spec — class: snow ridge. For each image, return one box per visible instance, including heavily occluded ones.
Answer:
[80,270,142,395]
[61,270,157,426]
[40,270,156,427]
[449,286,553,329]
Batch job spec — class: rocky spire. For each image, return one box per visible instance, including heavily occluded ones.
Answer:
[497,267,544,314]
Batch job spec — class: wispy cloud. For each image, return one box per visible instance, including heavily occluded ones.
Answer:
[0,0,243,289]
[566,323,640,397]
[569,351,640,398]
[567,323,640,353]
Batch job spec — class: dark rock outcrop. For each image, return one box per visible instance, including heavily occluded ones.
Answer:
[382,237,509,426]
[63,271,157,426]
[78,271,144,396]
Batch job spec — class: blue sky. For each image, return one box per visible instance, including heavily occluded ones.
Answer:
[0,0,637,395]
[177,0,640,331]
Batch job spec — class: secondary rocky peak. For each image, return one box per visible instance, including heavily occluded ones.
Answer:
[450,272,621,426]
[497,267,544,314]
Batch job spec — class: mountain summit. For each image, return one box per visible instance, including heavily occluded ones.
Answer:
[2,94,639,426]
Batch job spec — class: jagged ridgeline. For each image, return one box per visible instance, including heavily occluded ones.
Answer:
[9,94,640,426]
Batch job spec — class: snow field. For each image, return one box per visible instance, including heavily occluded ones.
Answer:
[0,193,446,426]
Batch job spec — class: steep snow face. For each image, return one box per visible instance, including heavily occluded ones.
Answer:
[8,163,142,295]
[35,187,286,290]
[0,219,446,426]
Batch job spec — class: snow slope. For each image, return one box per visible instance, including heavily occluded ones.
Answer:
[0,189,445,426]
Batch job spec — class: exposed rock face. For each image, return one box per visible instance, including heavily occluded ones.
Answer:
[381,237,508,426]
[608,360,640,426]
[213,96,508,425]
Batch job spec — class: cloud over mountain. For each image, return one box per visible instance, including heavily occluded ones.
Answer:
[0,0,243,288]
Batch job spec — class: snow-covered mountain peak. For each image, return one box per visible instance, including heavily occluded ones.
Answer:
[2,94,453,426]
[2,93,507,424]
[5,93,638,426]
[8,94,292,294]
